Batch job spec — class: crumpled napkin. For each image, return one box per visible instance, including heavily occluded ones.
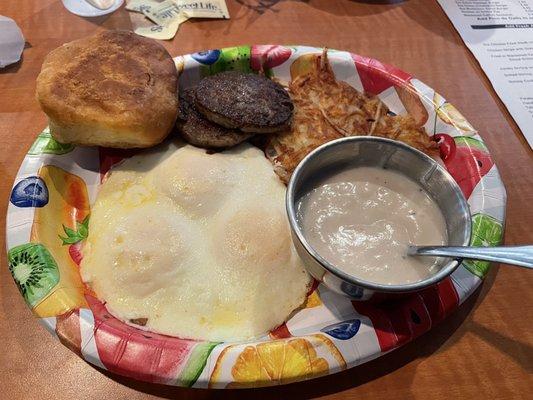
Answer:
[0,15,25,68]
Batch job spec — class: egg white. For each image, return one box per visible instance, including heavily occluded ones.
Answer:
[80,141,311,341]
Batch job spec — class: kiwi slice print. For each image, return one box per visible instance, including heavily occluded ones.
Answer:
[8,243,60,307]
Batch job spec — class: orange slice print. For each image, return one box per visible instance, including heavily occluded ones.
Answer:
[210,334,346,388]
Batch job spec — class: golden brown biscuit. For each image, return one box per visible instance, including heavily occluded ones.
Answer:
[36,30,178,148]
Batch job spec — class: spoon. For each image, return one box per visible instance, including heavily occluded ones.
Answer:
[408,245,533,269]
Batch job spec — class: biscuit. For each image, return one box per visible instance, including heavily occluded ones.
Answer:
[36,30,178,148]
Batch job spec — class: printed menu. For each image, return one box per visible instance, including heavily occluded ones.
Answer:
[437,0,533,148]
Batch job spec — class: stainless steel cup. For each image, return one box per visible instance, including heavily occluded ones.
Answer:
[286,137,471,300]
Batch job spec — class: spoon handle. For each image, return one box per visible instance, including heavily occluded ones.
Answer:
[408,245,533,269]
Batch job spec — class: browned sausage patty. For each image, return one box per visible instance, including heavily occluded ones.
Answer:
[195,71,293,134]
[176,87,252,148]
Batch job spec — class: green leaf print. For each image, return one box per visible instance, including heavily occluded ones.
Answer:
[28,128,75,155]
[177,342,220,387]
[200,46,253,76]
[463,213,503,278]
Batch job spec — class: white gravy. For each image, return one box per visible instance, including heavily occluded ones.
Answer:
[297,166,447,285]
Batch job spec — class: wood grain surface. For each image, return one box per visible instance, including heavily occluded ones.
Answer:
[1,1,532,399]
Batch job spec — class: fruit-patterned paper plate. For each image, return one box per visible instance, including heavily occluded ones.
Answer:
[6,45,506,388]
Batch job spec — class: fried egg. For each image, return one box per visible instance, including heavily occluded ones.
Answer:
[80,142,311,341]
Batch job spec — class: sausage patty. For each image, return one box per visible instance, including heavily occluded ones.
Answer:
[195,71,293,134]
[176,87,252,148]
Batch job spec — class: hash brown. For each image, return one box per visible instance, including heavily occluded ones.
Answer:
[266,50,439,182]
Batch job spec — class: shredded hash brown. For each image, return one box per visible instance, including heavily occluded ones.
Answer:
[266,49,439,183]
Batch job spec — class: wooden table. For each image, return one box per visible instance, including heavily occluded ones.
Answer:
[1,1,532,399]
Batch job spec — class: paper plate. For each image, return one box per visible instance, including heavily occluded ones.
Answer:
[6,45,506,388]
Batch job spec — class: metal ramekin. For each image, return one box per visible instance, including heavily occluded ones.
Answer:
[286,137,471,301]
